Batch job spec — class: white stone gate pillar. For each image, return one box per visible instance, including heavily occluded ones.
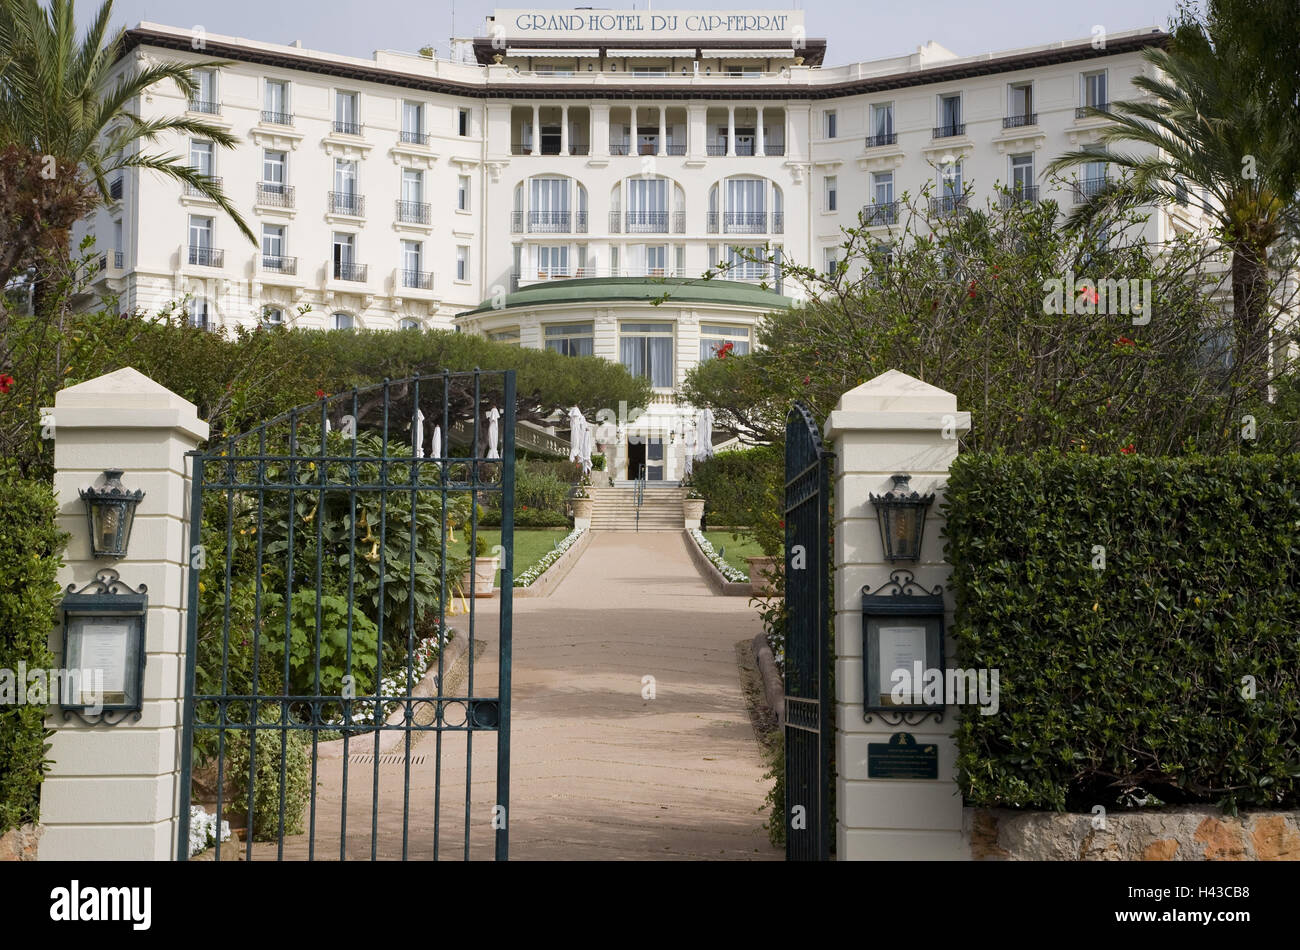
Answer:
[823,370,969,860]
[39,368,208,860]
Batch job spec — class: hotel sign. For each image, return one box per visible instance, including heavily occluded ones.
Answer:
[492,9,805,41]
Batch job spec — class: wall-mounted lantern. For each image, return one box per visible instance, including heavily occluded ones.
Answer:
[59,569,148,725]
[869,473,934,562]
[79,469,144,559]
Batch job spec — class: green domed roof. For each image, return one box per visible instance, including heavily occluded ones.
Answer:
[457,276,793,317]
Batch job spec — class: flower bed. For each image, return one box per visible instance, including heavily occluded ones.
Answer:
[324,625,453,728]
[690,528,747,582]
[516,527,585,587]
[188,804,232,858]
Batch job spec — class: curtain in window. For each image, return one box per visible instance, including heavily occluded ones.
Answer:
[726,178,765,214]
[620,336,645,379]
[874,105,893,137]
[648,336,672,387]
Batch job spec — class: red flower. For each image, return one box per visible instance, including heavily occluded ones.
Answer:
[1120,444,1136,455]
[521,505,529,511]
[315,389,326,399]
[1080,286,1100,305]
[1114,336,1135,347]
[803,375,810,384]
[778,519,785,529]
[968,280,978,298]
[0,374,13,394]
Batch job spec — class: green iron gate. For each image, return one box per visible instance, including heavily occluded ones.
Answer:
[177,370,515,860]
[783,401,833,861]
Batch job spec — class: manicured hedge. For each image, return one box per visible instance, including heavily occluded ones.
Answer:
[691,444,781,527]
[0,473,66,833]
[944,452,1300,812]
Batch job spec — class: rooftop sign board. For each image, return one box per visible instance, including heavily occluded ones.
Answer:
[487,9,805,42]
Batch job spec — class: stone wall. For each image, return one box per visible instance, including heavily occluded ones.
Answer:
[0,824,42,861]
[967,807,1300,860]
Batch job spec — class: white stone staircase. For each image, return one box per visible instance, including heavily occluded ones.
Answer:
[589,483,685,531]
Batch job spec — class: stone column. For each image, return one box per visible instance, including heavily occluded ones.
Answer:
[687,102,706,161]
[757,106,766,157]
[823,370,970,861]
[560,103,569,157]
[531,104,540,156]
[658,105,666,157]
[39,367,209,861]
[727,105,736,156]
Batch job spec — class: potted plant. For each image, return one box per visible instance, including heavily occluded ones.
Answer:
[461,534,499,597]
[681,474,705,528]
[571,475,594,522]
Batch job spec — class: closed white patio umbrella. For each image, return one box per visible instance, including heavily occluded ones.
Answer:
[412,407,425,458]
[431,424,442,463]
[567,406,584,462]
[486,406,501,460]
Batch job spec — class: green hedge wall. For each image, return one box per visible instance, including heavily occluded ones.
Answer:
[944,452,1300,813]
[0,474,66,833]
[691,444,781,528]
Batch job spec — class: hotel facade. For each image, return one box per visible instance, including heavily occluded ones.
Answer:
[77,10,1198,480]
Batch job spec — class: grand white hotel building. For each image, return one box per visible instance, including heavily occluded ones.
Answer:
[76,9,1197,479]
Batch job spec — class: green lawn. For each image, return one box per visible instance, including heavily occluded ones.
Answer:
[446,528,572,585]
[703,530,765,578]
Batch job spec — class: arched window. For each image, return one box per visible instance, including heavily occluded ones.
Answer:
[399,318,420,330]
[262,306,284,326]
[190,297,210,330]
[333,312,354,331]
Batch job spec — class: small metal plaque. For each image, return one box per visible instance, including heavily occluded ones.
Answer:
[866,732,939,780]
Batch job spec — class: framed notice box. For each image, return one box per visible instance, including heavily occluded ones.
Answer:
[59,569,148,725]
[861,570,945,721]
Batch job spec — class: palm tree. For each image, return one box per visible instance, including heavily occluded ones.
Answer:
[0,0,255,307]
[1045,23,1296,398]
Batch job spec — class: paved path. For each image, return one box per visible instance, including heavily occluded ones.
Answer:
[253,531,779,861]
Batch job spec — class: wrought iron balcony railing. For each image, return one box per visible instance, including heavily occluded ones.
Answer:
[261,110,293,126]
[529,210,571,232]
[188,245,224,267]
[1002,113,1038,129]
[396,199,431,224]
[262,255,297,275]
[400,130,433,146]
[706,143,727,156]
[333,261,367,282]
[724,211,768,234]
[1000,186,1040,207]
[609,142,632,156]
[666,143,686,156]
[933,123,966,139]
[401,269,435,290]
[188,99,220,115]
[329,191,365,216]
[865,132,897,148]
[929,194,969,216]
[772,212,785,234]
[332,119,363,136]
[862,201,900,226]
[625,211,670,233]
[113,250,124,268]
[109,177,123,201]
[1073,177,1110,202]
[256,183,295,207]
[185,177,222,199]
[1076,103,1111,119]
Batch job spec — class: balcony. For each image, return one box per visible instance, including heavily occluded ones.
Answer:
[1002,113,1038,129]
[109,177,123,201]
[933,123,966,139]
[400,129,433,146]
[329,191,365,216]
[723,211,769,234]
[332,119,364,136]
[401,269,435,290]
[1000,186,1040,207]
[256,183,295,208]
[929,194,969,217]
[609,142,632,156]
[529,210,571,233]
[113,250,124,268]
[862,201,899,226]
[625,211,670,233]
[262,254,297,275]
[1076,103,1111,119]
[771,212,784,234]
[188,245,224,267]
[706,143,727,156]
[188,99,220,115]
[333,261,368,282]
[396,199,431,225]
[184,177,223,199]
[1073,177,1110,203]
[261,110,294,126]
[865,132,897,148]
[666,143,686,156]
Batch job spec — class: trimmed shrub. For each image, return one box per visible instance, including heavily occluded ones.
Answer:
[222,728,311,841]
[944,451,1300,813]
[692,444,782,528]
[0,473,66,833]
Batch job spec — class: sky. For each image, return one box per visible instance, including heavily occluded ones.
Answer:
[108,0,1191,64]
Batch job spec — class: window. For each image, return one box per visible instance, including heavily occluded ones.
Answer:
[189,140,214,176]
[531,177,571,230]
[825,110,837,139]
[262,307,284,326]
[113,219,123,256]
[333,312,354,331]
[334,159,358,195]
[725,177,766,231]
[401,100,424,139]
[724,245,767,280]
[699,324,750,361]
[1010,154,1034,196]
[675,244,686,277]
[458,108,470,136]
[456,246,469,281]
[545,322,594,357]
[870,102,894,140]
[262,224,285,265]
[262,149,286,191]
[332,232,355,278]
[824,248,839,276]
[619,322,674,388]
[1082,70,1108,109]
[401,239,423,283]
[1008,82,1033,121]
[537,245,569,277]
[188,215,213,265]
[335,91,360,133]
[489,327,520,345]
[626,177,667,231]
[190,297,210,329]
[399,318,421,330]
[873,171,894,205]
[941,160,964,198]
[938,93,962,133]
[824,175,838,212]
[458,175,470,211]
[401,168,424,205]
[190,69,217,111]
[264,80,289,121]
